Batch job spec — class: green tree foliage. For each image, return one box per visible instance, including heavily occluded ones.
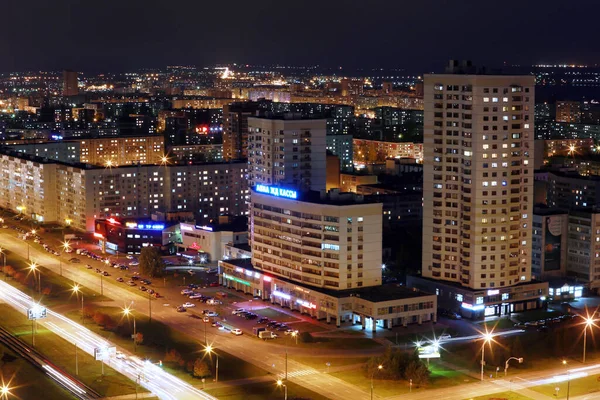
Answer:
[139,246,166,277]
[366,347,430,385]
[193,358,211,378]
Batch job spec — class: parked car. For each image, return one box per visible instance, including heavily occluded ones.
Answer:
[259,331,277,340]
[141,279,152,285]
[232,308,246,315]
[85,265,93,269]
[284,329,298,336]
[206,311,218,317]
[116,277,124,282]
[182,302,196,308]
[206,299,222,305]
[127,281,136,286]
[139,286,147,291]
[176,306,187,313]
[258,318,270,324]
[209,282,220,287]
[102,271,110,276]
[181,289,194,295]
[231,328,243,336]
[69,258,80,263]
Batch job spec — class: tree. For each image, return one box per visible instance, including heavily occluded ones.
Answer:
[139,247,166,277]
[164,349,183,365]
[134,332,144,345]
[404,359,430,386]
[193,358,211,378]
[83,305,96,318]
[4,265,15,277]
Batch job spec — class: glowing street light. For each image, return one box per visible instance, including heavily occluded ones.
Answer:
[582,314,596,363]
[204,344,219,382]
[0,384,11,400]
[122,306,137,353]
[370,364,383,400]
[276,379,287,400]
[480,331,494,381]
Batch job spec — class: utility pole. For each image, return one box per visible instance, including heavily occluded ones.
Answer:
[285,350,288,381]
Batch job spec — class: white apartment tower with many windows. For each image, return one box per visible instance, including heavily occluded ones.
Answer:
[247,116,327,192]
[422,68,535,290]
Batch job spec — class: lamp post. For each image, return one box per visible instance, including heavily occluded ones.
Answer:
[370,364,383,400]
[123,306,137,353]
[504,357,524,377]
[72,285,84,324]
[0,247,6,280]
[0,385,11,400]
[205,345,219,383]
[480,332,493,382]
[276,380,287,400]
[29,262,41,293]
[562,360,571,400]
[582,316,595,363]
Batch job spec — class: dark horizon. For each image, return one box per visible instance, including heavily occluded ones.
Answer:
[1,0,600,73]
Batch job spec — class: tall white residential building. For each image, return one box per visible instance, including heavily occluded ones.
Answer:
[409,62,547,318]
[247,116,327,192]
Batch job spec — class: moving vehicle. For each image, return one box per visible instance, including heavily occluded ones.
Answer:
[231,328,243,336]
[439,334,452,341]
[259,331,277,340]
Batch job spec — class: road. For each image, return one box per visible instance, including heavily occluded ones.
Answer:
[0,228,374,400]
[0,280,218,400]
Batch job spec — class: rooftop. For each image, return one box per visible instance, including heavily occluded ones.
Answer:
[252,187,381,206]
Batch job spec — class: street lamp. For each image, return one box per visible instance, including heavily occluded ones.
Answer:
[480,332,493,381]
[0,247,6,279]
[204,345,219,383]
[29,262,41,293]
[72,285,84,324]
[582,316,595,363]
[562,360,571,400]
[122,306,137,353]
[504,357,524,377]
[291,331,298,345]
[370,364,383,400]
[0,385,10,400]
[276,379,287,400]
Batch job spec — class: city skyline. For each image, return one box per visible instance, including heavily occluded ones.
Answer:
[1,0,600,72]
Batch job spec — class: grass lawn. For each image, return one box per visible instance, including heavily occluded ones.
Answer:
[477,318,516,331]
[466,392,532,400]
[331,362,476,396]
[286,321,329,333]
[291,356,368,370]
[511,309,564,323]
[529,373,600,398]
[65,305,267,383]
[0,304,138,397]
[3,251,108,307]
[291,336,381,350]
[205,381,330,400]
[254,308,301,323]
[0,343,75,400]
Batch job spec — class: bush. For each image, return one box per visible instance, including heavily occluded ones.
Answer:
[366,347,430,385]
[164,349,183,364]
[193,358,211,378]
[299,332,314,343]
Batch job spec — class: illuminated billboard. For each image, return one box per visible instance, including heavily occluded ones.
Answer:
[255,185,298,200]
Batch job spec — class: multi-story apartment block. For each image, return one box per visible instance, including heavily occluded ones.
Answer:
[409,61,548,318]
[532,208,568,281]
[556,101,582,124]
[248,116,327,191]
[567,209,600,292]
[0,150,248,232]
[77,135,165,166]
[222,102,259,161]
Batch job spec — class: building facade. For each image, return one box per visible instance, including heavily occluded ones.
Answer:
[247,116,327,191]
[222,102,259,161]
[77,135,165,166]
[416,65,547,318]
[532,208,568,281]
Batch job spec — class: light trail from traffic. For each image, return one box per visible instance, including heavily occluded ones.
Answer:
[0,280,218,400]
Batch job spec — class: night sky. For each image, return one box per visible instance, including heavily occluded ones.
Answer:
[1,0,599,73]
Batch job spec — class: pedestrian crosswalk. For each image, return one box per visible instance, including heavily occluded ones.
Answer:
[279,369,317,379]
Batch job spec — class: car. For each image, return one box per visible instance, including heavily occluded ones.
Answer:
[258,318,270,324]
[139,286,147,291]
[207,268,218,274]
[147,289,155,295]
[231,328,243,336]
[211,321,222,328]
[202,309,211,315]
[152,292,161,298]
[102,271,110,276]
[448,312,462,320]
[127,281,136,286]
[439,334,452,340]
[203,316,210,323]
[245,314,258,320]
[284,329,299,335]
[126,255,135,260]
[120,265,129,270]
[115,351,126,360]
[69,258,80,263]
[130,276,140,281]
[95,268,102,273]
[116,277,124,282]
[206,311,218,317]
[176,306,187,313]
[206,299,222,305]
[188,284,199,289]
[64,248,74,253]
[85,264,92,269]
[276,325,289,331]
[181,289,194,295]
[232,308,246,315]
[141,279,152,285]
[182,302,196,308]
[189,294,203,300]
[129,261,139,266]
[209,282,220,287]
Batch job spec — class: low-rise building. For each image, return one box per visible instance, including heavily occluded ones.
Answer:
[177,218,247,262]
[94,217,179,254]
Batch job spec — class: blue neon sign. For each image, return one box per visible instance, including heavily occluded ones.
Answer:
[255,184,298,200]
